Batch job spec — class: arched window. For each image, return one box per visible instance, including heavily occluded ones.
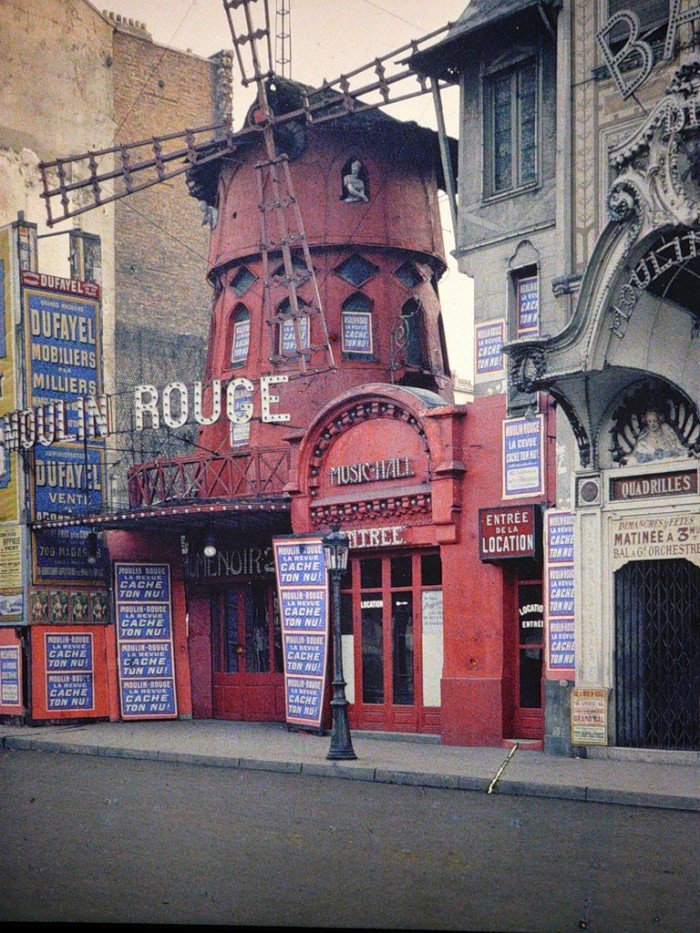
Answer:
[278,298,310,359]
[342,293,373,360]
[401,299,423,368]
[229,304,250,368]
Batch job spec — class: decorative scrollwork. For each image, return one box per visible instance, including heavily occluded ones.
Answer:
[509,347,547,393]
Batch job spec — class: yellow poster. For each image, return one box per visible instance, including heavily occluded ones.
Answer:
[0,523,22,589]
[0,225,20,524]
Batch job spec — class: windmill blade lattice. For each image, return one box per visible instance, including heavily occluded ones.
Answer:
[37,0,456,375]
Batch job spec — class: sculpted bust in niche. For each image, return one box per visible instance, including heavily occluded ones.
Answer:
[625,410,687,465]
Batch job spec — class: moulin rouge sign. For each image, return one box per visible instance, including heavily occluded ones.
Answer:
[0,376,291,454]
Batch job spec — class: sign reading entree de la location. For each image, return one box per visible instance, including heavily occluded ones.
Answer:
[478,505,539,561]
[272,535,329,730]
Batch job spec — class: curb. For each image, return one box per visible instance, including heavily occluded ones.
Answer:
[2,735,698,813]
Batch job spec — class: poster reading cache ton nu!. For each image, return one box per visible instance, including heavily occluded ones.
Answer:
[272,536,329,730]
[114,562,178,720]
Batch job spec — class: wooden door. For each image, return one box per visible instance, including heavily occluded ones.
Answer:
[513,580,544,739]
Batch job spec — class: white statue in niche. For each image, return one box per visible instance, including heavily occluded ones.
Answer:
[341,158,369,203]
[626,410,687,464]
[199,199,218,230]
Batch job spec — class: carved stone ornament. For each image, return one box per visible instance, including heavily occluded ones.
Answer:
[608,379,700,466]
[509,347,547,393]
[607,58,700,235]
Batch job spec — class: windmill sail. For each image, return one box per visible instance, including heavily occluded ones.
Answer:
[38,0,455,374]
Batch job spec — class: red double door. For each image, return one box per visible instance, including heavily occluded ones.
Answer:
[209,582,285,721]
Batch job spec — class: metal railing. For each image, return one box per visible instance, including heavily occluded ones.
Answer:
[127,447,291,507]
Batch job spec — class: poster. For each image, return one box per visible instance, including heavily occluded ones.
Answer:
[280,315,309,355]
[23,281,105,583]
[517,275,539,336]
[545,510,575,673]
[273,536,329,730]
[114,563,178,719]
[342,311,373,355]
[45,632,94,711]
[0,644,21,706]
[571,686,608,746]
[474,319,506,382]
[502,414,545,499]
[0,225,20,525]
[231,316,250,365]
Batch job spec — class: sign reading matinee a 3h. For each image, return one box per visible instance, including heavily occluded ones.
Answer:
[272,535,330,731]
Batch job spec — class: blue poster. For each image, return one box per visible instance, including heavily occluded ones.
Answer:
[545,510,576,673]
[25,289,100,410]
[0,645,20,706]
[547,511,574,563]
[120,679,177,717]
[280,315,309,355]
[342,311,372,354]
[46,633,93,670]
[549,619,575,669]
[475,320,505,379]
[283,633,327,677]
[116,563,170,603]
[273,536,329,730]
[118,603,171,640]
[119,642,173,678]
[46,672,94,711]
[114,562,178,720]
[502,415,545,498]
[548,566,575,617]
[517,276,539,335]
[24,286,104,584]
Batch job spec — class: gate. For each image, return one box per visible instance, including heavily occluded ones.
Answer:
[615,559,699,750]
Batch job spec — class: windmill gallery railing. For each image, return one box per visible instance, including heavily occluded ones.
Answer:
[127,447,291,508]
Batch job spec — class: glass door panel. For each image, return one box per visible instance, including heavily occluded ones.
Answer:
[392,592,414,705]
[361,601,384,703]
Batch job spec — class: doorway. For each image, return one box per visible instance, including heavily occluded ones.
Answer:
[342,551,442,734]
[211,582,285,721]
[615,559,699,750]
[513,580,544,739]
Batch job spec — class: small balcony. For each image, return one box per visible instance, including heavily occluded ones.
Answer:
[127,447,291,508]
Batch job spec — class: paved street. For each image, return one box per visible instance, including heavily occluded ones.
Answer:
[0,748,697,929]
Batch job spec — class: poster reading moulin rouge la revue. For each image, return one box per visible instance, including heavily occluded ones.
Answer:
[114,563,178,720]
[45,632,94,711]
[273,536,329,730]
[545,510,575,673]
[502,414,545,499]
[474,319,506,382]
[22,276,106,584]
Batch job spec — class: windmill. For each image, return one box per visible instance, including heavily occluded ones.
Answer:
[39,0,456,377]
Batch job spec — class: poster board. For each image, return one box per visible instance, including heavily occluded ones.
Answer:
[114,563,178,720]
[571,686,609,746]
[272,535,329,730]
[544,509,575,674]
[502,414,545,499]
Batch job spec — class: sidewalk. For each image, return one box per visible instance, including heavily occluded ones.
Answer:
[1,720,697,812]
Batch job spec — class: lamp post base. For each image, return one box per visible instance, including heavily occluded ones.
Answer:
[326,699,357,760]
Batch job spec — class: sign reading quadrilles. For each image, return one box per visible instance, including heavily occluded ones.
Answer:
[272,536,329,731]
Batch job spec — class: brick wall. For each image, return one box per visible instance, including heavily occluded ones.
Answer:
[107,18,232,497]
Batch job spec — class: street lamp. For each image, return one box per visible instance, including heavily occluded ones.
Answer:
[322,525,357,760]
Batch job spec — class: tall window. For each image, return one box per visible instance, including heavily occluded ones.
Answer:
[485,58,538,197]
[342,293,373,359]
[401,299,423,368]
[229,304,250,368]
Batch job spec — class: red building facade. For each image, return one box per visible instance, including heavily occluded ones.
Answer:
[20,84,556,747]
